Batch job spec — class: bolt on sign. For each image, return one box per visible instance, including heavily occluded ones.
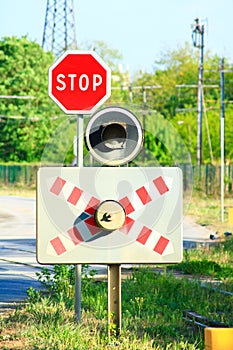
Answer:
[37,166,182,264]
[48,50,111,114]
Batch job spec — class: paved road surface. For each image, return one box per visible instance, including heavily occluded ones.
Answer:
[0,196,43,303]
[0,196,215,303]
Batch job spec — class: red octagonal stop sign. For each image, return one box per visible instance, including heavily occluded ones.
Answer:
[48,50,111,114]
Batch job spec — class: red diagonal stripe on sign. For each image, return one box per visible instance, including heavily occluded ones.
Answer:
[50,236,66,255]
[67,226,84,245]
[153,176,169,195]
[119,196,134,215]
[136,226,152,244]
[50,177,66,195]
[153,236,169,255]
[85,216,102,235]
[85,197,100,215]
[119,216,135,234]
[136,186,152,205]
[67,186,83,205]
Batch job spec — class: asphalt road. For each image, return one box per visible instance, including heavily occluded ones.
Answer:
[0,196,214,303]
[0,196,43,303]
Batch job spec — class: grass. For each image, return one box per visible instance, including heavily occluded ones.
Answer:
[0,187,233,349]
[186,191,233,235]
[0,239,233,350]
[170,235,233,281]
[0,184,36,197]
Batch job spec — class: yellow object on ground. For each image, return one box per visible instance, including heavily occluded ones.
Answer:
[205,328,233,350]
[228,207,233,225]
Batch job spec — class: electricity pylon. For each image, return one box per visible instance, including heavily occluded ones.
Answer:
[42,0,77,57]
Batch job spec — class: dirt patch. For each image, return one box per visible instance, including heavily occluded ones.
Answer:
[0,339,28,350]
[0,327,28,350]
[0,212,17,224]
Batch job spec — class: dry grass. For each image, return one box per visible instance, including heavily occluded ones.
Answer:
[0,186,36,198]
[0,311,28,350]
[186,191,233,235]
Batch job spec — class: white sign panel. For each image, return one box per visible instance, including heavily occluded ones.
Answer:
[37,167,182,264]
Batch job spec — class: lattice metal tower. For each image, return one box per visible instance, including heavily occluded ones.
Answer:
[42,0,77,57]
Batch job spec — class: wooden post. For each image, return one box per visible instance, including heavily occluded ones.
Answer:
[108,264,121,336]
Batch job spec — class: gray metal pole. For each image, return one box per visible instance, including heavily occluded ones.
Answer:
[142,87,146,163]
[75,114,84,322]
[197,24,204,165]
[77,114,84,166]
[74,264,82,322]
[220,59,225,222]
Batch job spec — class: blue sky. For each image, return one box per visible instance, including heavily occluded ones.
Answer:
[0,0,232,75]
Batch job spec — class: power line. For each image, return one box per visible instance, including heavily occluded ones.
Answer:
[111,85,161,90]
[205,69,233,73]
[0,95,35,99]
[111,84,162,104]
[0,115,63,121]
[176,84,218,89]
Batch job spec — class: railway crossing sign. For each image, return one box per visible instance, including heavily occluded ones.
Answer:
[37,166,182,264]
[48,50,111,114]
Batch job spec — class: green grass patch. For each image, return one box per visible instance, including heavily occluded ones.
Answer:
[1,263,233,349]
[1,189,233,348]
[1,238,233,349]
[170,237,233,281]
[170,259,233,278]
[0,184,36,197]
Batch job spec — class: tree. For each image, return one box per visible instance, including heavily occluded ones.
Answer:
[78,40,129,104]
[0,37,128,163]
[131,44,233,164]
[0,36,63,162]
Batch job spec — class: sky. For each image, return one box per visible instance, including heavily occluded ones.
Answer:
[0,0,233,76]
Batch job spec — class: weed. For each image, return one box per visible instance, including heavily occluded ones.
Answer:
[21,236,233,349]
[170,259,232,278]
[1,266,232,349]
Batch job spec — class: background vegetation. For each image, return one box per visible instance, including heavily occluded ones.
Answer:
[0,236,233,349]
[0,36,233,349]
[1,36,233,165]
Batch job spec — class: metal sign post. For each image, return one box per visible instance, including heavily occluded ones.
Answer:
[75,114,83,322]
[220,59,225,222]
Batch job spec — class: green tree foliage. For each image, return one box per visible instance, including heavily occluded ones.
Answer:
[0,36,63,162]
[78,40,128,103]
[1,37,233,165]
[0,36,56,115]
[0,37,127,163]
[132,43,233,164]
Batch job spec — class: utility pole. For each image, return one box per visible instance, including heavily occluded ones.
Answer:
[142,87,147,163]
[192,18,205,165]
[220,58,225,222]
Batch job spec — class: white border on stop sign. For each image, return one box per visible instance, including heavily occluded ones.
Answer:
[48,50,111,114]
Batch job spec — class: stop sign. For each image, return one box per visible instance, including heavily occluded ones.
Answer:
[48,50,111,114]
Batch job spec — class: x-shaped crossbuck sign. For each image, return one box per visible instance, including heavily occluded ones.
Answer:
[49,173,173,255]
[37,167,182,264]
